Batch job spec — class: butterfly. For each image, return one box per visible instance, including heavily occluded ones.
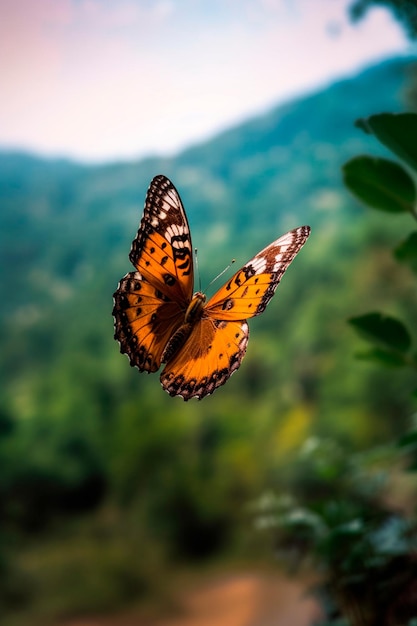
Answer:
[113,175,310,400]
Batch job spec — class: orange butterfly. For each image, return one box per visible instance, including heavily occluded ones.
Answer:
[113,175,310,400]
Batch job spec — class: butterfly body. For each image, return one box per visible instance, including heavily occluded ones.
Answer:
[113,175,310,400]
[161,291,205,363]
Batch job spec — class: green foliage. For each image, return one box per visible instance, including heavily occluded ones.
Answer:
[254,440,417,625]
[343,155,416,213]
[399,427,417,471]
[346,112,417,381]
[355,112,417,170]
[350,0,417,40]
[344,112,417,217]
[348,312,416,368]
[256,108,417,625]
[394,231,417,272]
[337,109,417,625]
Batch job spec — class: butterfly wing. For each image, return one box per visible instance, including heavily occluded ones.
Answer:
[160,318,249,400]
[129,175,194,303]
[113,175,194,372]
[160,225,310,399]
[113,272,185,372]
[205,226,310,320]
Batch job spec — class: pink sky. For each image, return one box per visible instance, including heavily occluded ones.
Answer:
[0,0,409,162]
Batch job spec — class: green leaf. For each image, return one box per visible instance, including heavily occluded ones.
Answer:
[349,313,412,353]
[398,430,417,448]
[355,118,373,134]
[355,113,417,172]
[394,232,417,273]
[343,156,416,213]
[405,459,417,473]
[354,348,406,368]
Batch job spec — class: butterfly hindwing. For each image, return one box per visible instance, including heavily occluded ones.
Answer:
[160,318,249,400]
[113,272,185,372]
[205,226,310,320]
[129,175,194,303]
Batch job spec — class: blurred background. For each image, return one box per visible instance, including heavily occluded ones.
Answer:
[1,1,417,624]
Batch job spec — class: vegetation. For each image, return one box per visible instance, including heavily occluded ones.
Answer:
[350,0,417,40]
[1,56,417,623]
[255,113,417,625]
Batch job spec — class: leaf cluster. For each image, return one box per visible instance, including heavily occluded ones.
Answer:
[254,439,417,626]
[343,113,417,385]
[256,113,417,626]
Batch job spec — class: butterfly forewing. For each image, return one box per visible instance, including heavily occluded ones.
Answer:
[113,175,195,372]
[129,175,194,303]
[204,226,310,320]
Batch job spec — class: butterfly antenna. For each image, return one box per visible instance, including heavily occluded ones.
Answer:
[207,258,236,290]
[194,248,202,292]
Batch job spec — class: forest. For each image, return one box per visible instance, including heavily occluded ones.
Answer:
[1,12,417,625]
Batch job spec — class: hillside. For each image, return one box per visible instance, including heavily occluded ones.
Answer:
[1,53,415,387]
[1,59,413,319]
[1,56,413,266]
[1,53,416,414]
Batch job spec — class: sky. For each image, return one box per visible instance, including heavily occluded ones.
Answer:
[0,0,412,163]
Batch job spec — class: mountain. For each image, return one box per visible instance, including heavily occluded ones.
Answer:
[173,55,412,227]
[0,56,414,323]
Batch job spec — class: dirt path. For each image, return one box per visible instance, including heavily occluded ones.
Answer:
[60,572,322,626]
